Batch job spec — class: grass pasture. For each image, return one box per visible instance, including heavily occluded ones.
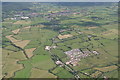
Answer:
[2,49,26,78]
[90,71,102,78]
[13,20,31,25]
[101,70,118,78]
[13,55,56,78]
[30,68,57,78]
[100,29,118,39]
[30,55,56,70]
[93,65,118,72]
[52,67,74,78]
[13,60,32,78]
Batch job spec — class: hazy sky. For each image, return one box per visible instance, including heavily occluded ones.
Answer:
[2,0,120,2]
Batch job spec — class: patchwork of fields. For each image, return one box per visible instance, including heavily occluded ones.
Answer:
[2,2,118,79]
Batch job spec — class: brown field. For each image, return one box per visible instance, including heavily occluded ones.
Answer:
[6,35,20,42]
[25,48,36,58]
[93,65,118,72]
[91,71,102,78]
[87,26,98,29]
[58,34,73,39]
[12,29,20,34]
[13,20,31,24]
[82,31,94,34]
[6,35,30,48]
[14,40,30,49]
[71,25,80,28]
[3,59,23,78]
[30,68,57,78]
[23,26,31,29]
[101,29,118,36]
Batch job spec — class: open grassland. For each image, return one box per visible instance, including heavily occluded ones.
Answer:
[13,20,31,25]
[2,58,23,78]
[2,49,26,78]
[30,55,56,70]
[15,27,58,41]
[78,73,90,78]
[100,70,118,78]
[52,67,74,78]
[90,71,102,78]
[100,29,118,39]
[13,60,32,78]
[13,55,56,78]
[30,68,57,78]
[93,65,118,72]
[98,39,118,57]
[3,45,20,52]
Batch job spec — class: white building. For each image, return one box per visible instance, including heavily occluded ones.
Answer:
[21,17,29,19]
[93,51,99,55]
[45,46,51,51]
[55,61,63,65]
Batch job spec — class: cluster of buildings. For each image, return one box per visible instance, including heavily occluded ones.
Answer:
[9,12,43,20]
[45,46,57,51]
[64,49,100,66]
[55,61,64,67]
[10,16,29,20]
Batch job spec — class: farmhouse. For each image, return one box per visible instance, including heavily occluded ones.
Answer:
[45,46,57,51]
[55,61,63,65]
[21,17,29,19]
[55,61,64,67]
[45,46,51,51]
[92,51,99,55]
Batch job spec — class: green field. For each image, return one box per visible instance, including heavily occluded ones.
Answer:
[2,2,118,79]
